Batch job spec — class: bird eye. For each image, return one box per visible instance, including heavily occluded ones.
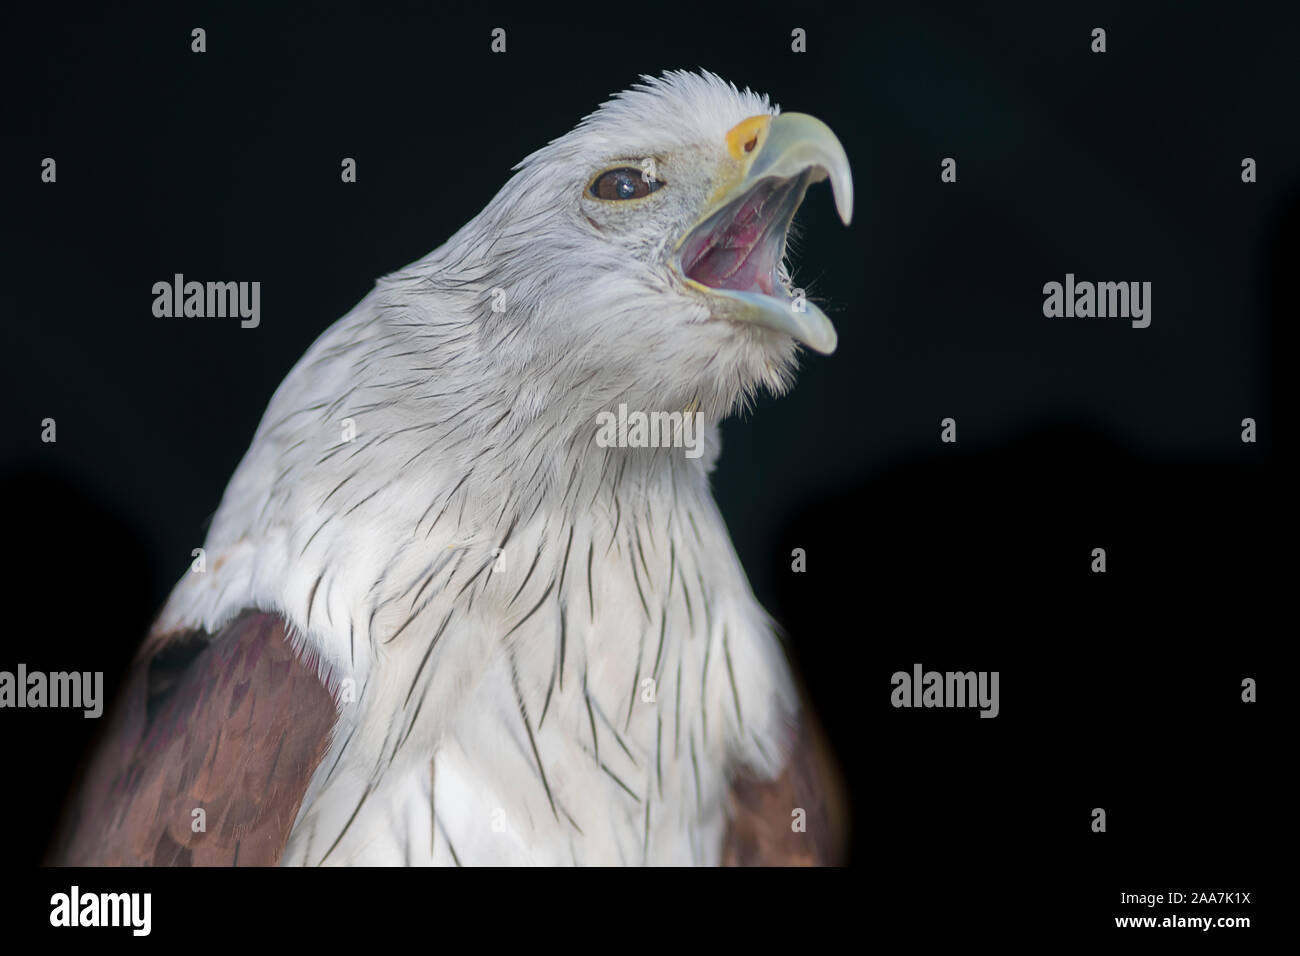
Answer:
[589,167,663,201]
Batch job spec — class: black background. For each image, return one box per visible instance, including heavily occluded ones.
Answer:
[1,0,1286,941]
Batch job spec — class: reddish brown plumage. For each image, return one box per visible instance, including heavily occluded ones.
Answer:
[49,609,842,866]
[722,708,847,866]
[48,612,337,866]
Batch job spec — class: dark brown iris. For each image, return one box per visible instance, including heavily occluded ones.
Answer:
[589,167,663,201]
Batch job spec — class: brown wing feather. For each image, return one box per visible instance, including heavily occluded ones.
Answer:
[48,611,338,866]
[722,705,848,866]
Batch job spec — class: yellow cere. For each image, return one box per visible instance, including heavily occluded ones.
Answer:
[725,115,771,160]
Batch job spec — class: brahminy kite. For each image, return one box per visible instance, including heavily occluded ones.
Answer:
[52,70,852,866]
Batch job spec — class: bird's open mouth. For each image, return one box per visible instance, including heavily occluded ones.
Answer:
[671,112,852,355]
[677,171,811,301]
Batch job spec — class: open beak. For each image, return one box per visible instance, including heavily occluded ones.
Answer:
[674,112,853,355]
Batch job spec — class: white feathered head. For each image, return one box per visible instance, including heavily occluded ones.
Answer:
[384,70,853,430]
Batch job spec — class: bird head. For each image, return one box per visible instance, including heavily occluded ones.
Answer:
[404,70,852,431]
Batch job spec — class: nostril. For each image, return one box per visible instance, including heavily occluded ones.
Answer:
[744,136,757,153]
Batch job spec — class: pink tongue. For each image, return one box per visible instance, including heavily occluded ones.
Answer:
[684,189,776,293]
